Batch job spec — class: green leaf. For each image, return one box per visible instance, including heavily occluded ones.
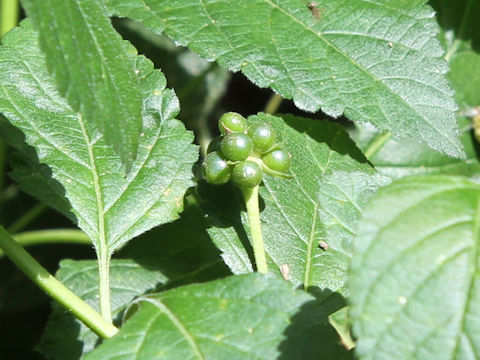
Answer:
[84,273,352,360]
[448,51,480,109]
[199,113,389,296]
[38,205,231,360]
[38,259,166,360]
[107,0,464,158]
[114,18,231,153]
[349,116,480,180]
[329,307,355,351]
[349,175,480,360]
[20,0,143,169]
[348,0,480,180]
[0,115,74,218]
[0,21,198,254]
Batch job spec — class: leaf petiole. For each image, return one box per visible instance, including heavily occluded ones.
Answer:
[241,186,268,274]
[0,228,90,257]
[0,226,118,338]
[98,250,112,323]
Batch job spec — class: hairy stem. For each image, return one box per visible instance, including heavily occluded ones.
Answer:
[0,226,118,338]
[0,228,90,257]
[98,250,112,323]
[241,186,268,274]
[7,203,48,234]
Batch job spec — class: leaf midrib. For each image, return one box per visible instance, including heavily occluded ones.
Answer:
[77,113,106,255]
[262,0,461,153]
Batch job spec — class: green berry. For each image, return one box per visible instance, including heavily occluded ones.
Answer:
[202,152,231,185]
[220,132,253,161]
[232,161,263,188]
[247,122,277,154]
[262,147,291,174]
[207,136,222,154]
[218,112,247,135]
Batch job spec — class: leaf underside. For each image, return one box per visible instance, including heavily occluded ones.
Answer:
[349,175,480,360]
[85,273,353,360]
[107,0,464,158]
[0,21,198,254]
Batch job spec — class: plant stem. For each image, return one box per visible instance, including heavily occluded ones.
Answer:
[0,226,118,338]
[241,186,268,274]
[0,228,90,257]
[0,0,19,38]
[98,250,112,323]
[363,131,392,160]
[264,94,283,114]
[7,203,48,234]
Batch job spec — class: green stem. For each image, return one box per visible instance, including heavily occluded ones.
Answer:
[0,0,19,38]
[98,250,112,323]
[7,203,48,234]
[0,229,90,257]
[444,0,474,62]
[241,186,268,274]
[264,94,283,114]
[363,131,392,160]
[0,226,118,338]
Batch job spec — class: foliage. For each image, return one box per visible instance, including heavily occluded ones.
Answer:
[0,0,478,359]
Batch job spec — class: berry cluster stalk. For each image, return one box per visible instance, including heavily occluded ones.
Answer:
[241,186,268,274]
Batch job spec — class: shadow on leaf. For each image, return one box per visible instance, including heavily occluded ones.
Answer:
[0,115,76,222]
[119,202,231,290]
[279,114,369,166]
[279,289,354,360]
[196,180,259,270]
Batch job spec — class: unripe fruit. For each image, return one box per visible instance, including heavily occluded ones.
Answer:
[207,136,222,154]
[202,152,231,185]
[220,133,253,161]
[232,161,263,188]
[262,147,291,173]
[247,122,277,154]
[218,112,247,135]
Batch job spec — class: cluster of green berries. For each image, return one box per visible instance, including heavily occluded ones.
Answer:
[203,112,291,188]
